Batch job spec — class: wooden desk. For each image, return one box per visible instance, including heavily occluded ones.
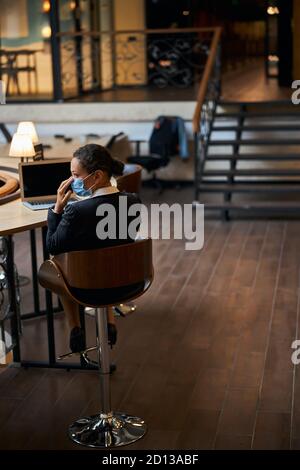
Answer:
[0,199,48,365]
[0,199,93,371]
[0,136,114,173]
[0,199,47,236]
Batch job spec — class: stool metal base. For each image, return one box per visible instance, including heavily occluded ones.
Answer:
[86,304,137,318]
[68,412,147,448]
[113,303,136,317]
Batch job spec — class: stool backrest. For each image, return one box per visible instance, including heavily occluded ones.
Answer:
[53,238,153,290]
[116,163,142,194]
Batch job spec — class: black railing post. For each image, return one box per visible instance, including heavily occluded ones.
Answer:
[72,0,83,95]
[49,0,63,102]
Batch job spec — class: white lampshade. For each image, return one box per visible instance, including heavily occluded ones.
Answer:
[16,121,39,144]
[9,133,35,158]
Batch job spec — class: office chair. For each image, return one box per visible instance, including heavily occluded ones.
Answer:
[38,239,153,448]
[116,163,142,194]
[127,116,187,190]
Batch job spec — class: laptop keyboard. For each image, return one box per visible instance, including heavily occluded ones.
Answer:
[32,200,57,206]
[23,200,76,211]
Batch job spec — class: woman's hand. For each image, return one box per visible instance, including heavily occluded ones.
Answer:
[54,176,73,214]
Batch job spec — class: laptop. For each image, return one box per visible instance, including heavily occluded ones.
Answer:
[19,159,76,210]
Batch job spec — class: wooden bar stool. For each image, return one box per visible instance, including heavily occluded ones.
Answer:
[38,239,153,448]
[114,163,143,317]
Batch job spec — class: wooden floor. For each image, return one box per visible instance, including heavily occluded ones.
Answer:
[221,58,292,102]
[0,187,300,450]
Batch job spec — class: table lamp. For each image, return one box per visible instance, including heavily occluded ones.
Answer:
[16,121,39,145]
[9,133,35,162]
[16,121,43,160]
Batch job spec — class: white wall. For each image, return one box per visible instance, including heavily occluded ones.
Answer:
[0,101,194,147]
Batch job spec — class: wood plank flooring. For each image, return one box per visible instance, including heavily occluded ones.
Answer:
[0,188,300,450]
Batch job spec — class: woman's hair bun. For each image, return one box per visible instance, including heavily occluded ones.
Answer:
[73,144,125,177]
[112,158,124,176]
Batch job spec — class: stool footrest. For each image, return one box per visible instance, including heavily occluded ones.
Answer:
[57,348,116,373]
[68,412,147,448]
[57,346,96,361]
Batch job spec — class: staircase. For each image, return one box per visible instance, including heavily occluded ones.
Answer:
[195,100,300,218]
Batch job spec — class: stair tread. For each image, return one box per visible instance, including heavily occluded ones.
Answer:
[197,183,300,192]
[202,169,300,176]
[218,100,294,107]
[215,112,300,119]
[208,139,300,146]
[207,154,300,160]
[197,201,300,210]
[212,125,300,131]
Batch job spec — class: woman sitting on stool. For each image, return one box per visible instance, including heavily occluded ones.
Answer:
[46,144,140,353]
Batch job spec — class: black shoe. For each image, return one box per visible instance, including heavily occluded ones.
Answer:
[107,323,117,348]
[69,327,85,353]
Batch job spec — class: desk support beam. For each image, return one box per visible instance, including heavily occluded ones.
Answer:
[6,236,21,362]
[0,124,12,143]
[42,226,56,365]
[30,229,40,315]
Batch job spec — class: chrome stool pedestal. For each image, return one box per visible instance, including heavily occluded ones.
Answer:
[68,306,146,448]
[69,412,146,448]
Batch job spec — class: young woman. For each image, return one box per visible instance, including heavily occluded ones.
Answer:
[46,144,140,353]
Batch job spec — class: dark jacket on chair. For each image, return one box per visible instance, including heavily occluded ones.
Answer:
[47,191,140,255]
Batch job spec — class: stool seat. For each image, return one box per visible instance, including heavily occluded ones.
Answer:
[70,281,146,307]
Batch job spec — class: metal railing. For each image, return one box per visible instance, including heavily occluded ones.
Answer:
[56,27,220,99]
[192,27,222,202]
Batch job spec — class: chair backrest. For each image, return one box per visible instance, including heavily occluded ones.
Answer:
[149,116,179,158]
[53,238,153,290]
[116,163,142,194]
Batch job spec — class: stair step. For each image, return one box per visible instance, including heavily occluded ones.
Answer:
[197,183,300,193]
[195,201,300,212]
[206,154,300,161]
[208,139,300,146]
[201,169,300,177]
[218,100,294,107]
[215,112,300,119]
[212,125,300,132]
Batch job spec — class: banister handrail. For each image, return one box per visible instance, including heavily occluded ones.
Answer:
[192,27,222,133]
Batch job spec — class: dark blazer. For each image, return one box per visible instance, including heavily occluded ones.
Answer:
[46,191,141,255]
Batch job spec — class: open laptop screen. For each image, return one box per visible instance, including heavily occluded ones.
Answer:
[21,161,71,199]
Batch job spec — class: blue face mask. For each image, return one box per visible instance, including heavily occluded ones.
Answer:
[71,172,95,197]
